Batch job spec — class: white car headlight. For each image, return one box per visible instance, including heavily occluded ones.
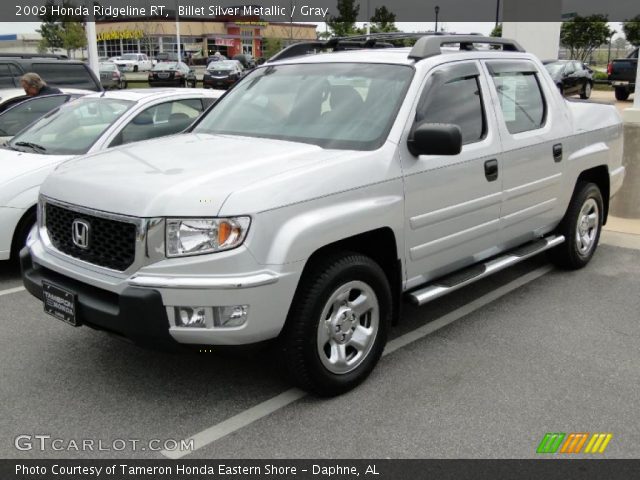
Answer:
[166,217,250,257]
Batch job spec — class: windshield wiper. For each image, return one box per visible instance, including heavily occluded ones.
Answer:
[13,141,47,153]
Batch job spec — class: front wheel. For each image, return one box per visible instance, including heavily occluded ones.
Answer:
[549,182,603,269]
[580,81,592,99]
[279,252,391,396]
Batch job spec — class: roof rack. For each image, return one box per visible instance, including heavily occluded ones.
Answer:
[267,32,525,63]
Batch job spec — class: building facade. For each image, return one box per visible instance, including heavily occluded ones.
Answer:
[95,17,317,59]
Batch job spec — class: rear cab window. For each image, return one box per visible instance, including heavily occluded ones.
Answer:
[486,61,546,135]
[32,63,101,91]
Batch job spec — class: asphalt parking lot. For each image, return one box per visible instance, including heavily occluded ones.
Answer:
[1,233,639,459]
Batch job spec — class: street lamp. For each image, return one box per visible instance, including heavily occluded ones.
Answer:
[434,5,440,33]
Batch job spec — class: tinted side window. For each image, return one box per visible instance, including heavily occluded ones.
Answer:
[416,75,486,145]
[490,71,546,134]
[0,95,70,136]
[31,63,99,91]
[112,99,203,147]
[0,64,16,88]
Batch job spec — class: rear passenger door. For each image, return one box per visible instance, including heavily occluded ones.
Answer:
[400,61,504,288]
[484,60,570,247]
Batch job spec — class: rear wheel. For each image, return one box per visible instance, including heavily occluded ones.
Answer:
[615,86,630,101]
[580,81,592,99]
[279,252,391,396]
[549,182,603,269]
[133,65,138,73]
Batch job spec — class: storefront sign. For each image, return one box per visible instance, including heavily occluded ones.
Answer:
[213,38,236,47]
[97,29,144,41]
[234,21,269,27]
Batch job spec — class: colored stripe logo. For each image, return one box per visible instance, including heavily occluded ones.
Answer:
[537,433,612,454]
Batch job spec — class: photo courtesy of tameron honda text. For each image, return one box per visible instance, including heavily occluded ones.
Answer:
[18,23,625,397]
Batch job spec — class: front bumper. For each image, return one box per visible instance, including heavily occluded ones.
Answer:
[21,248,176,348]
[22,235,302,347]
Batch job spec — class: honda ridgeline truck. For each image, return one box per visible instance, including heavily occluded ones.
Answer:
[21,35,625,396]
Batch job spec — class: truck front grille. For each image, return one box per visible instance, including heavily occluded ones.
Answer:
[45,202,137,272]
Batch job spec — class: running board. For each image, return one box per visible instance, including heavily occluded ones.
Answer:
[408,235,565,306]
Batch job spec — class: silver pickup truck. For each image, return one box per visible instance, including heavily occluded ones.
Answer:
[21,35,624,396]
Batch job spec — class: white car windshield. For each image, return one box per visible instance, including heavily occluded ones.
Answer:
[120,54,139,61]
[8,98,133,155]
[193,63,414,150]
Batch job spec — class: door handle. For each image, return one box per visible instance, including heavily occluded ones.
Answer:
[553,143,563,162]
[484,159,498,182]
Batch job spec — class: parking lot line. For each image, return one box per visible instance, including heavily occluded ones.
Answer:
[161,264,553,459]
[0,286,25,297]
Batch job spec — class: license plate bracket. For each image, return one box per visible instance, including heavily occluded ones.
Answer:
[42,281,79,326]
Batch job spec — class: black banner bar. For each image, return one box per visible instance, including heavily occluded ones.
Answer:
[2,459,640,480]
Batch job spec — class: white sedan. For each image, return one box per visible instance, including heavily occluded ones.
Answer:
[0,88,223,262]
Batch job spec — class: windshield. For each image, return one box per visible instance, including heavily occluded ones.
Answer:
[193,63,414,150]
[120,54,139,61]
[8,98,133,155]
[99,63,117,71]
[544,63,565,75]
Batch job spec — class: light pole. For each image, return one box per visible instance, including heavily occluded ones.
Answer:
[495,0,500,28]
[434,6,440,33]
[607,31,616,66]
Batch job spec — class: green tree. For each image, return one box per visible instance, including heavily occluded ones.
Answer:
[490,24,502,37]
[622,15,640,46]
[262,38,283,60]
[326,0,360,37]
[369,6,398,33]
[560,15,613,62]
[37,0,86,55]
[61,22,87,58]
[37,0,64,53]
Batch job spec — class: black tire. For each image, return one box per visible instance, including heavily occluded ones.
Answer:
[279,252,392,396]
[580,81,592,99]
[615,86,630,101]
[10,209,36,262]
[549,182,603,270]
[133,65,138,73]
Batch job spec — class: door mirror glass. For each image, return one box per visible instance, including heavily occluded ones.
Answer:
[408,123,462,157]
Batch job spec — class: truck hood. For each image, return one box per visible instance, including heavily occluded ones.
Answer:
[40,133,347,217]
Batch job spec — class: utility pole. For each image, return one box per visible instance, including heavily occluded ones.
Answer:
[434,6,440,33]
[175,5,181,62]
[495,0,501,28]
[84,6,99,77]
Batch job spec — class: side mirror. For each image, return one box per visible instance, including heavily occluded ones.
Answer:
[407,123,462,157]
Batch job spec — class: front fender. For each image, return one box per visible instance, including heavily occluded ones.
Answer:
[246,179,405,266]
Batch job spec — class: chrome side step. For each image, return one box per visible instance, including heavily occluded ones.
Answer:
[408,235,565,306]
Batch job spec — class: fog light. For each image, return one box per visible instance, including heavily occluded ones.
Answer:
[213,305,249,328]
[175,307,208,327]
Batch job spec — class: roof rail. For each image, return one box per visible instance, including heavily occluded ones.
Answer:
[409,35,525,59]
[267,32,525,64]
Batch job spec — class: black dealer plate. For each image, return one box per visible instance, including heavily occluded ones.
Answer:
[42,281,79,326]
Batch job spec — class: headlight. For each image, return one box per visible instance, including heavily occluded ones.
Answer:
[166,217,250,257]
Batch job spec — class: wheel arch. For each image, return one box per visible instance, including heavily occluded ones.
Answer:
[575,165,610,224]
[296,227,403,326]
